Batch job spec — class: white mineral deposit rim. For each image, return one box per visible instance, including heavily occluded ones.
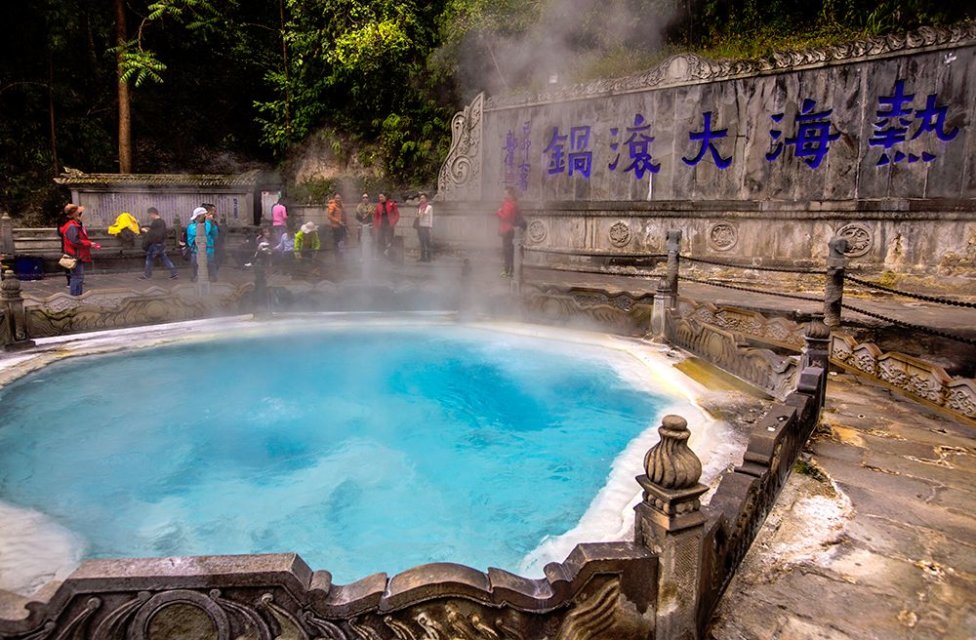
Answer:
[0,313,745,594]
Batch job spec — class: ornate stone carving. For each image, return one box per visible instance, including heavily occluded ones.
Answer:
[830,334,976,424]
[643,415,702,490]
[525,220,547,245]
[608,222,631,248]
[837,223,873,258]
[0,550,657,640]
[707,223,737,252]
[520,285,653,336]
[485,24,976,109]
[666,315,799,399]
[436,93,484,201]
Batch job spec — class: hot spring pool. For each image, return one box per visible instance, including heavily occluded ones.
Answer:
[0,318,731,596]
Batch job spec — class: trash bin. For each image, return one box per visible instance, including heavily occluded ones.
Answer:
[13,256,44,281]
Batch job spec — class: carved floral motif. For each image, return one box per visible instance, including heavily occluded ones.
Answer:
[608,222,631,248]
[837,223,873,258]
[708,223,738,252]
[526,220,548,245]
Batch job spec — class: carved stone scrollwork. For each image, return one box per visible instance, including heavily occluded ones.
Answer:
[436,93,484,201]
[608,222,631,248]
[525,220,547,245]
[837,223,873,258]
[707,223,737,252]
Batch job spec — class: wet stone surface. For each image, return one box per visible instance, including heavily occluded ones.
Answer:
[708,372,976,640]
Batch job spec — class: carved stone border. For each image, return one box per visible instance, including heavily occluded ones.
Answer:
[831,334,976,423]
[486,23,976,109]
[436,93,484,201]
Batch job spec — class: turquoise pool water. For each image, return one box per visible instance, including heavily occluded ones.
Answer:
[0,324,670,583]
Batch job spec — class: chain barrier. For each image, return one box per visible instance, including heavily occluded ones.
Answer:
[680,254,827,275]
[841,302,976,346]
[846,274,976,309]
[677,275,823,303]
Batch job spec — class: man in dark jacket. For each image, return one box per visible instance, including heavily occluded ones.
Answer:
[139,207,179,280]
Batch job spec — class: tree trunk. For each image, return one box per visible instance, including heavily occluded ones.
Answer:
[115,0,132,173]
[48,56,59,178]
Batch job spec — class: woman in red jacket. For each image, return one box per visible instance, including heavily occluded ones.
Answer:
[373,193,400,257]
[496,186,520,278]
[59,203,100,296]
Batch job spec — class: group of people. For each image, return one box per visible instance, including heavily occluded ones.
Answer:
[266,191,433,265]
[58,187,522,296]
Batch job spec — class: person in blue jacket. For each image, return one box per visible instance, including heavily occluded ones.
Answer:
[186,207,219,282]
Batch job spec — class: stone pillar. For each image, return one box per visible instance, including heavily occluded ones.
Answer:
[802,314,831,409]
[1,270,35,351]
[666,230,682,303]
[635,415,708,640]
[0,212,14,256]
[651,278,671,339]
[824,237,848,328]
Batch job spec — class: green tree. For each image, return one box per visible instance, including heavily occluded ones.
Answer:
[257,0,454,184]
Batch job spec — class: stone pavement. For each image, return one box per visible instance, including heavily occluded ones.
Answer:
[708,371,976,640]
[9,252,976,640]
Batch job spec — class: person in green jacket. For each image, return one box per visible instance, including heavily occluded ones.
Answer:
[294,221,321,259]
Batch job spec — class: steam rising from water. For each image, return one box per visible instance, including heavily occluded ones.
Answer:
[446,0,678,97]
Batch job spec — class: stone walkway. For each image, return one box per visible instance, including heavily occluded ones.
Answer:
[7,254,976,640]
[709,371,976,639]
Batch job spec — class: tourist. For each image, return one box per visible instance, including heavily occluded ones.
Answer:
[327,192,348,259]
[415,192,433,262]
[273,230,295,271]
[108,211,140,249]
[186,207,218,282]
[203,203,224,278]
[373,193,400,257]
[294,221,321,259]
[271,196,288,242]
[59,203,101,296]
[355,193,372,241]
[139,207,178,280]
[496,186,520,278]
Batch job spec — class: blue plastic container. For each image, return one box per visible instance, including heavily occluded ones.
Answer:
[14,256,45,281]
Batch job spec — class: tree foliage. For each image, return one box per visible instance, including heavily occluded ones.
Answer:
[255,0,454,184]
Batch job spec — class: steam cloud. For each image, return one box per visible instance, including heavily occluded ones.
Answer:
[449,0,680,98]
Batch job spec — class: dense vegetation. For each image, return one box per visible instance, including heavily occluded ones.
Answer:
[1,0,972,222]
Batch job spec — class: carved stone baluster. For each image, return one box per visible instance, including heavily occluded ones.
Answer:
[1,269,35,350]
[634,414,707,640]
[824,237,848,328]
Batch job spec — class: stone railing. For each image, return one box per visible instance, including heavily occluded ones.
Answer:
[664,296,976,426]
[520,283,654,336]
[831,334,976,423]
